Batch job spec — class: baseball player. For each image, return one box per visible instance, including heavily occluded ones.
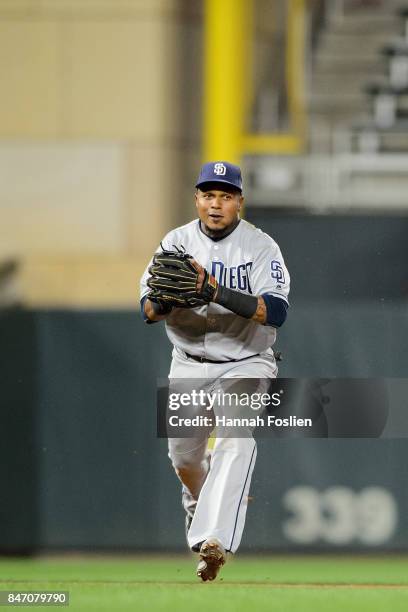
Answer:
[140,161,290,581]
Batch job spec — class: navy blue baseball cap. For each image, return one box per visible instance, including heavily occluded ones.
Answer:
[195,161,243,192]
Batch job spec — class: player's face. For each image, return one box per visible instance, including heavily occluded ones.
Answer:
[195,188,243,232]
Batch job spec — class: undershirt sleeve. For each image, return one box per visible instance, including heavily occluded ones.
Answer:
[261,293,288,327]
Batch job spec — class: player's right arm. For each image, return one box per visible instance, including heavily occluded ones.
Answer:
[139,235,174,324]
[142,296,172,323]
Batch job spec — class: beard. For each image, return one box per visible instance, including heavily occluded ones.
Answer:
[200,217,240,241]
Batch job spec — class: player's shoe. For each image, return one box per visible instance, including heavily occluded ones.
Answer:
[196,538,226,582]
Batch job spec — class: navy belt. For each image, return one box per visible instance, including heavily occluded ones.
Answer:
[184,352,260,364]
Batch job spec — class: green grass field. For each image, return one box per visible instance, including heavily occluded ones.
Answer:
[1,555,408,611]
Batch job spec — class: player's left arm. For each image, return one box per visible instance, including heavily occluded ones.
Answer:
[249,239,290,326]
[213,290,288,327]
[251,295,288,326]
[210,238,290,327]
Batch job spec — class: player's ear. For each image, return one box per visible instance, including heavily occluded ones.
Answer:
[195,189,199,208]
[237,195,244,211]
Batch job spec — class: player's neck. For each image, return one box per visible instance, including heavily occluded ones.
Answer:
[199,218,241,242]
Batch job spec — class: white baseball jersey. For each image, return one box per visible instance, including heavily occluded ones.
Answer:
[140,219,290,361]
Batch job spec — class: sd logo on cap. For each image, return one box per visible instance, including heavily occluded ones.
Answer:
[196,161,243,192]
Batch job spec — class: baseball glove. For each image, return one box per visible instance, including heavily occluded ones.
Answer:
[146,244,218,309]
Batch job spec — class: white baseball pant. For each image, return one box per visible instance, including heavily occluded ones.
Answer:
[167,347,277,553]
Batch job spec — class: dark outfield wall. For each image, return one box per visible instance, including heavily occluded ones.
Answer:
[1,304,408,553]
[244,211,408,301]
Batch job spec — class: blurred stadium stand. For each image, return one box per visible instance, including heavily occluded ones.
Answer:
[1,0,408,306]
[246,0,408,206]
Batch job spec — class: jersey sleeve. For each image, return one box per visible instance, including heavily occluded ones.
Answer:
[249,236,290,304]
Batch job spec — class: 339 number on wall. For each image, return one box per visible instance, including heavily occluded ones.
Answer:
[282,486,398,545]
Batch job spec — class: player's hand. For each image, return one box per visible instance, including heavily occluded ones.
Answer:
[189,258,219,302]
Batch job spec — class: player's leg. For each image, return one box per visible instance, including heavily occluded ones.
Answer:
[187,431,256,553]
[168,430,213,542]
[188,355,276,554]
[191,422,256,581]
[167,351,213,534]
[168,436,211,502]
